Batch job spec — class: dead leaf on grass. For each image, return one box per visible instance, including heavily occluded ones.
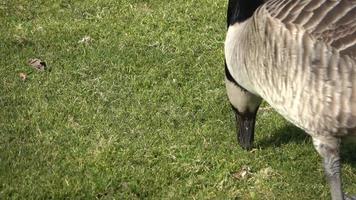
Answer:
[28,58,46,71]
[232,166,252,180]
[19,72,27,81]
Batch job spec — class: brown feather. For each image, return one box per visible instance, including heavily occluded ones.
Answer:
[265,0,356,58]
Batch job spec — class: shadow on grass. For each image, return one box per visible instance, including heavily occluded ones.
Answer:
[341,143,356,167]
[256,124,308,148]
[256,124,356,167]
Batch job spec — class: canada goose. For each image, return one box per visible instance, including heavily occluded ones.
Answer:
[224,0,356,199]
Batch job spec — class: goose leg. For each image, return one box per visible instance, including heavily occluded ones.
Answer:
[312,137,345,200]
[225,64,261,150]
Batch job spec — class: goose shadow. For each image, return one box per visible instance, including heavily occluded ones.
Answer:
[255,124,356,167]
[341,142,356,167]
[256,124,308,148]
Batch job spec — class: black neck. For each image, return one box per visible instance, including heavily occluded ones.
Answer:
[227,0,264,27]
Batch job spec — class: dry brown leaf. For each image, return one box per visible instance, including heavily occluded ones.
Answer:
[232,166,251,180]
[19,73,27,81]
[28,58,46,71]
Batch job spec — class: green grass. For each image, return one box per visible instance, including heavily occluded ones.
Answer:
[0,0,355,199]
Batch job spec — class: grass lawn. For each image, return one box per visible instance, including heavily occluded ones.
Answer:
[0,0,355,199]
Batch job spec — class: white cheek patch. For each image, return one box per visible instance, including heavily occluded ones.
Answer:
[225,78,261,113]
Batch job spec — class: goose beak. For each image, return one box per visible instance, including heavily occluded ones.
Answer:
[235,110,257,150]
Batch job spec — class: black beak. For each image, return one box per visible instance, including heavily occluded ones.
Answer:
[232,107,258,150]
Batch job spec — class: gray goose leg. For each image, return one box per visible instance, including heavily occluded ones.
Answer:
[312,137,348,200]
[225,64,261,150]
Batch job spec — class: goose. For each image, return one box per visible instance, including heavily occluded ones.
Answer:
[224,0,356,199]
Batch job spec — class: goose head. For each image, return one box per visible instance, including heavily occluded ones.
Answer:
[225,0,264,150]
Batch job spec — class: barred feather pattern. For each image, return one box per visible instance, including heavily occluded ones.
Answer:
[225,0,356,137]
[266,0,356,57]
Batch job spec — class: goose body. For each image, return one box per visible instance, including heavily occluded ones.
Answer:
[226,1,356,137]
[224,0,356,199]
